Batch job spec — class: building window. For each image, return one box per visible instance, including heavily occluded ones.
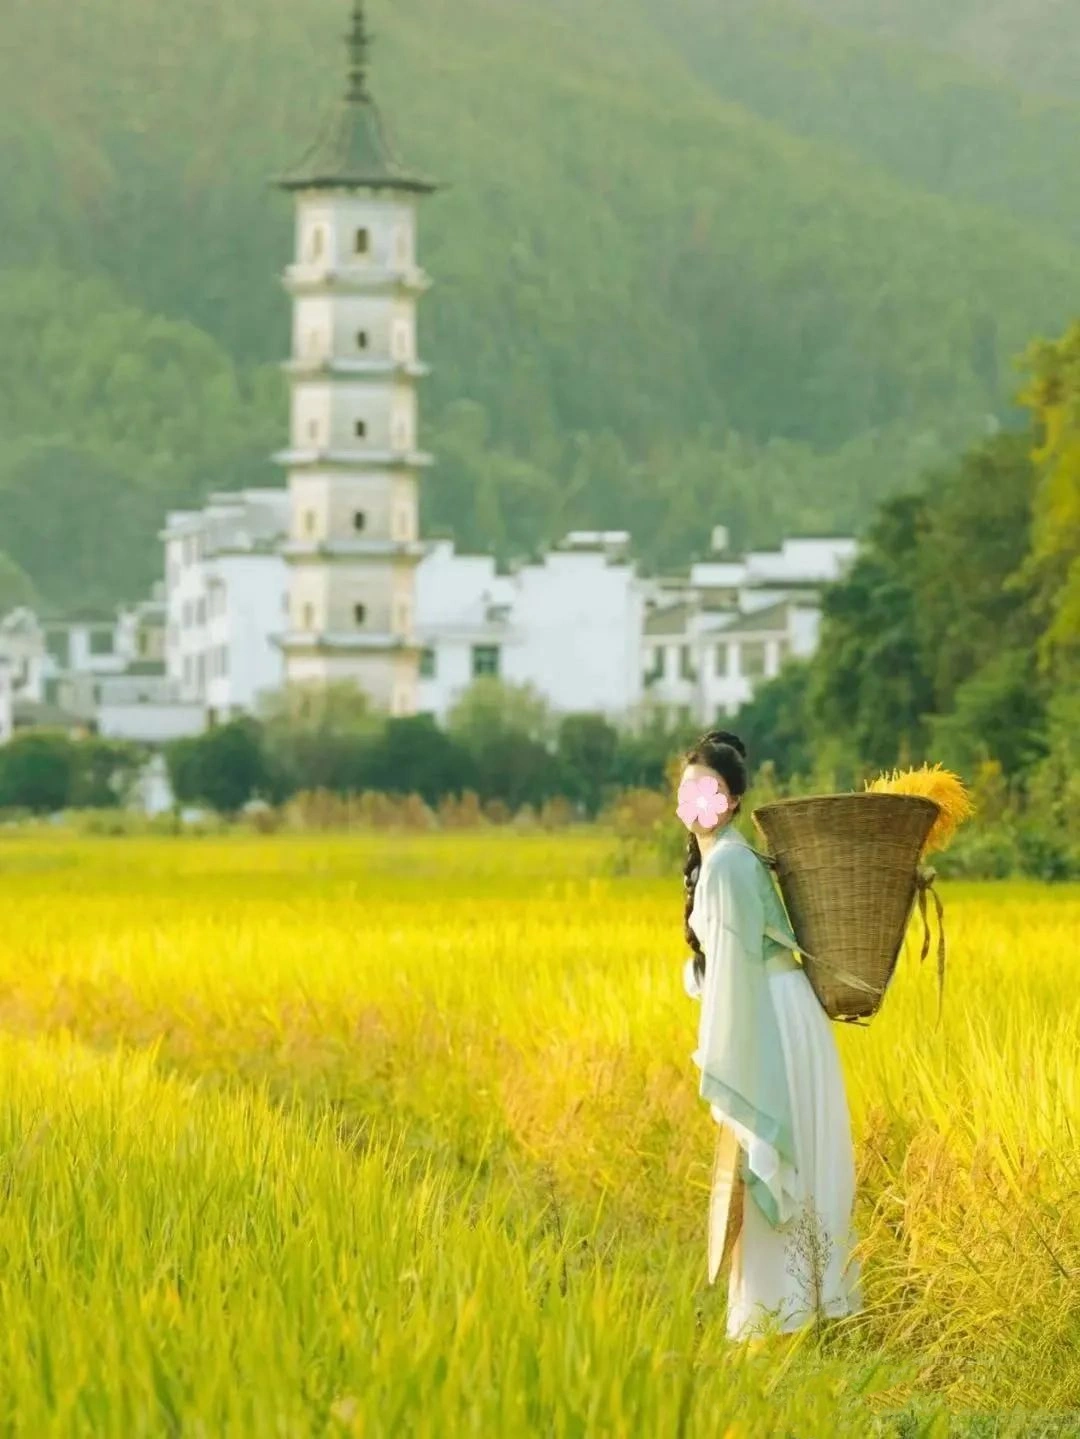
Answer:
[715,643,731,676]
[46,630,71,667]
[355,420,366,438]
[419,646,436,679]
[740,641,767,679]
[643,646,664,686]
[196,599,206,627]
[472,644,500,678]
[679,644,695,681]
[302,603,315,631]
[354,604,366,625]
[356,330,368,351]
[354,228,369,256]
[353,511,366,533]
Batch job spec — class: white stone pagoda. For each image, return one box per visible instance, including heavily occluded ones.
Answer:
[274,0,437,716]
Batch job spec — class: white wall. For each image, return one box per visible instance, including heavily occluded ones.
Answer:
[97,703,205,744]
[415,542,647,723]
[204,552,287,717]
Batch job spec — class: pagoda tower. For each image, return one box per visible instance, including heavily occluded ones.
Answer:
[274,0,437,716]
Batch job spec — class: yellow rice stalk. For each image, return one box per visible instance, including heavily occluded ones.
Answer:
[864,762,974,856]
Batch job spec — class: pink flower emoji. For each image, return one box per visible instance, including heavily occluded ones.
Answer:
[676,774,729,830]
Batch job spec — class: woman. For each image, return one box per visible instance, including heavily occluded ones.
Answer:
[678,729,863,1345]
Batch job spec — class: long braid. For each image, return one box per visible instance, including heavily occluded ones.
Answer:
[683,831,706,984]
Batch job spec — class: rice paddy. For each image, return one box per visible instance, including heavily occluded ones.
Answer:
[0,829,1077,1436]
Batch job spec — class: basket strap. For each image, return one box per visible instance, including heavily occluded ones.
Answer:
[915,864,947,1031]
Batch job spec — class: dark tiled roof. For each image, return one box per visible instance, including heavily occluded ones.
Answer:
[276,4,436,195]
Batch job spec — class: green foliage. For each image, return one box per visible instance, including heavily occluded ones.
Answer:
[555,713,619,818]
[166,720,269,815]
[0,732,76,814]
[361,716,477,807]
[733,662,814,782]
[70,739,144,810]
[446,676,556,752]
[807,493,935,770]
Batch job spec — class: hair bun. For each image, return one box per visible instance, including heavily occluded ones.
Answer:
[704,729,747,760]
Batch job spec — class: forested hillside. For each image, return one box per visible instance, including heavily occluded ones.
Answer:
[801,0,1080,101]
[2,0,1079,606]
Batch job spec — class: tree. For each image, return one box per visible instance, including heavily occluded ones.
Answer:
[556,712,619,817]
[166,719,269,815]
[259,682,384,798]
[361,715,477,805]
[446,677,556,754]
[734,660,814,780]
[0,732,75,813]
[71,738,144,809]
[807,493,935,770]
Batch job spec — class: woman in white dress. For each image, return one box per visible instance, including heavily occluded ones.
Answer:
[677,730,864,1345]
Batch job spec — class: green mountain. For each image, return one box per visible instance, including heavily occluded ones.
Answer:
[1,0,1078,605]
[800,0,1080,101]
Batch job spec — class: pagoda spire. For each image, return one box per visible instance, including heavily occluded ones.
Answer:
[345,0,370,104]
[275,0,436,195]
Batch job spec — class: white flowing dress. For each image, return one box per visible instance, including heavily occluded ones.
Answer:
[686,853,865,1341]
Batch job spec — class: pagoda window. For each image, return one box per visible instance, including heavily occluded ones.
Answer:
[302,603,315,630]
[356,330,368,351]
[354,604,366,625]
[309,228,324,261]
[354,228,370,256]
[353,511,366,533]
[304,511,317,537]
[355,420,367,439]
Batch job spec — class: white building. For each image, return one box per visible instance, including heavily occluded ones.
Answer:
[415,532,650,724]
[161,489,289,723]
[0,609,47,707]
[273,1,437,718]
[640,532,856,724]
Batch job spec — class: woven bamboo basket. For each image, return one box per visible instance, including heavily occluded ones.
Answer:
[752,792,941,1024]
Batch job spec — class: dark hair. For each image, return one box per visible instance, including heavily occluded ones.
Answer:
[681,730,749,984]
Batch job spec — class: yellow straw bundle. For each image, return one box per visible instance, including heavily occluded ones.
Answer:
[864,762,974,857]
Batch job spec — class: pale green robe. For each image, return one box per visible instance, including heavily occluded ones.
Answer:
[684,825,803,1229]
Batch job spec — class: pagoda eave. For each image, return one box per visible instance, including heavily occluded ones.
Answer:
[273,448,434,470]
[277,631,421,655]
[274,174,438,197]
[281,359,431,381]
[283,539,430,563]
[282,265,432,297]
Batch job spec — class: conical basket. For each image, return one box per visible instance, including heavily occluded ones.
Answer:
[752,792,940,1023]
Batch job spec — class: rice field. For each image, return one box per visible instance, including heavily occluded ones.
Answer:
[0,829,1078,1436]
